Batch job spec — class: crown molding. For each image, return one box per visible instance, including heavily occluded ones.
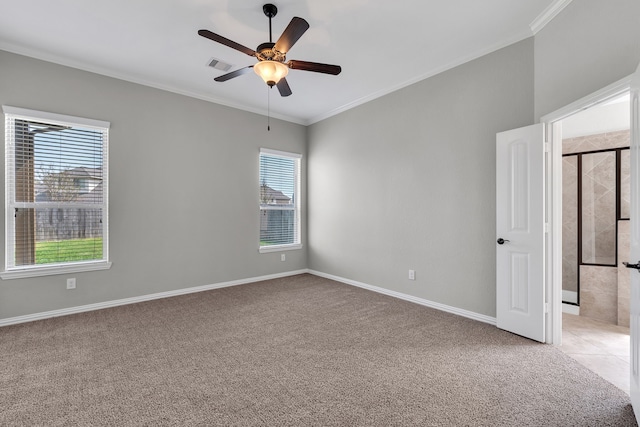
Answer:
[2,0,575,128]
[530,0,574,35]
[0,43,306,126]
[306,28,533,125]
[309,1,575,126]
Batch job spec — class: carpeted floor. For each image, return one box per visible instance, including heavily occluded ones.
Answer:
[0,273,636,426]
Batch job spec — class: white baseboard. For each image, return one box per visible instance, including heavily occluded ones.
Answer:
[1,268,497,328]
[562,290,578,304]
[0,269,308,328]
[308,270,497,326]
[562,303,580,315]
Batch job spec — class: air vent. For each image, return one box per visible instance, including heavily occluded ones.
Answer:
[208,58,233,72]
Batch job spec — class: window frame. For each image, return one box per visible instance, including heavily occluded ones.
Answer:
[258,148,302,253]
[2,106,111,279]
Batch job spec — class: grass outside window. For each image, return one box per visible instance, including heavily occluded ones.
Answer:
[34,237,103,264]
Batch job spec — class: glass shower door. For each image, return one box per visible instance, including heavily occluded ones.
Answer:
[581,151,617,265]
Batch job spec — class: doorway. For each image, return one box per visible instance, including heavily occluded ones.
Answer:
[544,79,632,394]
[559,93,631,323]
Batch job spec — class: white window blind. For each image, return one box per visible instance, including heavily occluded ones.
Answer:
[259,148,301,252]
[3,106,109,273]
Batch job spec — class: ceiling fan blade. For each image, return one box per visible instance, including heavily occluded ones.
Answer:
[198,29,256,57]
[288,60,342,75]
[214,66,254,82]
[276,78,292,97]
[274,17,309,53]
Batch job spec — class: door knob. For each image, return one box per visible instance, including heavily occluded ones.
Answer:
[497,238,510,245]
[623,261,640,271]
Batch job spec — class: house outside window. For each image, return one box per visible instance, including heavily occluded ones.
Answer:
[259,148,301,253]
[2,106,111,278]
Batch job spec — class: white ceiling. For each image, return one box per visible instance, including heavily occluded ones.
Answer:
[0,0,564,125]
[562,93,630,139]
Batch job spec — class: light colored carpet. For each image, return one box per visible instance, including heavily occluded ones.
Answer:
[0,273,636,426]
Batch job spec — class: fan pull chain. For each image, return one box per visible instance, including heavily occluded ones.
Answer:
[267,86,271,131]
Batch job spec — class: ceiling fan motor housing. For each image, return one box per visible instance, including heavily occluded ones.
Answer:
[256,42,286,62]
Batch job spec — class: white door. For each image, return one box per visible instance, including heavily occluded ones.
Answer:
[496,124,545,342]
[628,61,640,416]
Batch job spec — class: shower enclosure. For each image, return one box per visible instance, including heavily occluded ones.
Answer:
[562,131,630,325]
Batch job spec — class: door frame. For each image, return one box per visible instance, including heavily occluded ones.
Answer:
[541,75,633,345]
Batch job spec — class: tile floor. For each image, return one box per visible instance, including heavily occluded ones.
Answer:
[560,312,630,394]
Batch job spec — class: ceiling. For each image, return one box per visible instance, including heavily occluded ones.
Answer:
[0,0,564,125]
[562,93,630,139]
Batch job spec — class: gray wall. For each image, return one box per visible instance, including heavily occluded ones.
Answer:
[534,0,640,119]
[2,0,639,322]
[306,0,640,319]
[307,39,535,317]
[0,50,307,320]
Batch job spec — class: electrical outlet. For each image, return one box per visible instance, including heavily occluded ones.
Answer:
[66,278,76,290]
[281,254,286,262]
[408,270,415,280]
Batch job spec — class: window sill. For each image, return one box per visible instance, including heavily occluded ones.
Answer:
[259,244,302,254]
[1,261,112,280]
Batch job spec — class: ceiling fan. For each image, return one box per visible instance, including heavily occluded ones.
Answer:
[198,3,341,97]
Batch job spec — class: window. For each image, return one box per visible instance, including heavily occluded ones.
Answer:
[259,148,301,252]
[2,106,110,278]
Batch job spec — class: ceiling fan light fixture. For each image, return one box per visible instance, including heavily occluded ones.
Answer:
[199,4,340,96]
[254,60,288,87]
